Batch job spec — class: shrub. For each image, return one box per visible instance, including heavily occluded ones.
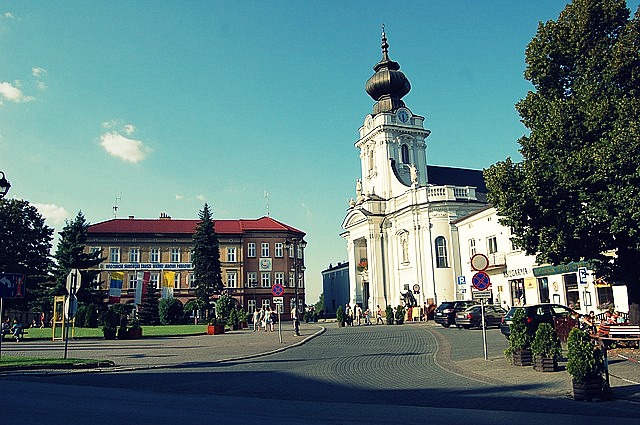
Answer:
[336,306,345,325]
[566,327,604,383]
[395,305,405,324]
[75,305,87,327]
[385,305,394,324]
[531,323,562,359]
[159,297,184,325]
[505,308,531,358]
[215,294,235,324]
[84,304,99,328]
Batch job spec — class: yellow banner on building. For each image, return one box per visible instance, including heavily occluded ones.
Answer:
[163,271,175,287]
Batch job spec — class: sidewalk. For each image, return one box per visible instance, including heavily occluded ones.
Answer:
[430,322,640,403]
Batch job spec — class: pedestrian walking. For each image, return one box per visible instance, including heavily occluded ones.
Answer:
[253,308,261,332]
[355,305,362,326]
[376,305,383,325]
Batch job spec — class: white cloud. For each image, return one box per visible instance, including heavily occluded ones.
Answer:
[100,131,151,163]
[32,67,46,78]
[33,203,69,226]
[123,124,135,135]
[0,81,33,103]
[2,12,14,19]
[175,194,184,200]
[196,194,205,201]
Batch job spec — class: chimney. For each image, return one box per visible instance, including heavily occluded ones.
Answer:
[128,215,135,220]
[159,212,171,220]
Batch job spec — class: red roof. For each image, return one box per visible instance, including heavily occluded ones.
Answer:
[88,216,304,236]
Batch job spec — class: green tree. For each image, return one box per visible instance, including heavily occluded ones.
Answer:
[50,211,105,307]
[484,0,640,324]
[0,198,54,312]
[314,293,325,315]
[192,203,223,319]
[138,283,160,325]
[159,297,184,325]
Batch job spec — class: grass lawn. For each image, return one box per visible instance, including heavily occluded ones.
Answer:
[1,324,207,370]
[20,324,208,339]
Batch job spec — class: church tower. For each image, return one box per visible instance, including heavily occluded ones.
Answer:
[355,29,430,202]
[342,29,488,314]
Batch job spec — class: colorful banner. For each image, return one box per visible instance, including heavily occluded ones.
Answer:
[162,271,175,299]
[108,272,124,304]
[134,271,144,305]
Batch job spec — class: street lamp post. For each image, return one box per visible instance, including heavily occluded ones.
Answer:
[0,171,11,199]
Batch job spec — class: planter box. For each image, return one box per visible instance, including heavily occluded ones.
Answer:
[533,356,558,372]
[512,349,532,366]
[572,375,607,401]
[103,328,117,340]
[207,324,225,335]
[127,328,143,339]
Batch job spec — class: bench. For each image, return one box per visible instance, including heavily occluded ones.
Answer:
[595,311,628,323]
[597,323,640,348]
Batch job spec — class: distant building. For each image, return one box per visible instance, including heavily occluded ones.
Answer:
[86,214,307,317]
[321,262,349,316]
[341,31,488,312]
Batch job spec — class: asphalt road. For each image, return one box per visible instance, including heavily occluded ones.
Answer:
[3,324,640,424]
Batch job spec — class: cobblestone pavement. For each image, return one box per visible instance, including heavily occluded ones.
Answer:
[2,321,640,422]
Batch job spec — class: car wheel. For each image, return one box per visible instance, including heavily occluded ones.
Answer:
[462,325,471,329]
[442,323,450,328]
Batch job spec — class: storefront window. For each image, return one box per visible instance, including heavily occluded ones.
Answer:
[537,277,550,303]
[563,273,580,309]
[510,279,525,306]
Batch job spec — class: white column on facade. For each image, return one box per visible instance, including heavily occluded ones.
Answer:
[346,239,358,307]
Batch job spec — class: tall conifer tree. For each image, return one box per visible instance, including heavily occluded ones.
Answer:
[192,203,223,319]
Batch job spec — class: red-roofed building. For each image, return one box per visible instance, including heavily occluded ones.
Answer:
[85,213,307,319]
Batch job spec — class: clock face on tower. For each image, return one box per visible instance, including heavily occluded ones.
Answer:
[397,109,410,123]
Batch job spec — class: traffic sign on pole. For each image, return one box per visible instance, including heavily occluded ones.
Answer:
[66,269,82,294]
[470,254,489,271]
[472,271,491,291]
[271,283,284,297]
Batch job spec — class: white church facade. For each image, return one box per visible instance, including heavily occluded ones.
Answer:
[341,31,489,311]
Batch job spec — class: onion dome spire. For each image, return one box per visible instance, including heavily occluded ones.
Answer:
[365,26,411,114]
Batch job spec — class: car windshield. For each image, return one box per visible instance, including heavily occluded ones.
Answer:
[437,302,456,310]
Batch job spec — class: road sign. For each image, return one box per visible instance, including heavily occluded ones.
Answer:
[0,273,26,298]
[457,276,466,286]
[66,269,82,294]
[472,271,491,291]
[271,283,284,297]
[65,294,78,319]
[578,267,588,285]
[473,290,492,299]
[273,296,283,304]
[470,254,489,271]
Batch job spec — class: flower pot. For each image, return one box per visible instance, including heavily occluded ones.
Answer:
[103,328,117,340]
[207,324,225,335]
[512,348,532,366]
[533,355,558,372]
[127,328,143,339]
[572,375,605,401]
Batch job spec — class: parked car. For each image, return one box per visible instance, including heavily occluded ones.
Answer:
[500,303,575,338]
[455,304,507,329]
[434,300,477,327]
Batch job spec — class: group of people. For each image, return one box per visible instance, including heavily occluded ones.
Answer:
[252,306,277,332]
[1,318,24,342]
[343,303,374,326]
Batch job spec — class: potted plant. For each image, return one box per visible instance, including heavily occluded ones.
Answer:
[395,305,405,325]
[102,306,120,340]
[356,258,368,272]
[127,319,143,339]
[237,308,248,329]
[385,305,394,325]
[207,317,225,335]
[336,305,345,327]
[504,308,532,366]
[531,323,561,372]
[227,308,239,330]
[566,327,607,401]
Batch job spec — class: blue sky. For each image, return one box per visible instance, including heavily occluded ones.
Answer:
[2,1,639,304]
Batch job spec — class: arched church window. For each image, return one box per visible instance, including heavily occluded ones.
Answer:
[435,236,449,268]
[401,144,410,164]
[401,235,409,263]
[369,149,375,172]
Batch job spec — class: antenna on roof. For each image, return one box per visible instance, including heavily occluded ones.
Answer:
[113,194,121,218]
[264,190,270,217]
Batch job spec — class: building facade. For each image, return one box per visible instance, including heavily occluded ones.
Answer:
[321,262,350,316]
[454,206,629,314]
[86,214,307,317]
[341,31,488,312]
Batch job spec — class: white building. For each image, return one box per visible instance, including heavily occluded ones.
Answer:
[341,32,488,312]
[454,206,628,314]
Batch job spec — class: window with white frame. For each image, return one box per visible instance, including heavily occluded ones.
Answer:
[227,271,237,288]
[129,274,137,290]
[189,273,196,288]
[261,243,269,258]
[469,239,476,257]
[248,243,256,258]
[289,244,294,258]
[248,299,256,314]
[174,272,180,289]
[289,273,294,287]
[297,245,303,259]
[298,275,304,288]
[261,299,271,310]
[129,247,140,263]
[487,236,498,254]
[110,247,120,263]
[151,273,160,289]
[247,272,257,287]
[275,243,283,258]
[435,236,449,268]
[275,272,284,285]
[150,248,160,263]
[170,248,180,263]
[261,272,270,288]
[227,247,237,262]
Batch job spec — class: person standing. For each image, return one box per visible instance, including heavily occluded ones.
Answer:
[253,308,261,332]
[376,305,384,325]
[355,305,362,326]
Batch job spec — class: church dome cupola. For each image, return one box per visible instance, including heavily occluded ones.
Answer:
[365,27,411,115]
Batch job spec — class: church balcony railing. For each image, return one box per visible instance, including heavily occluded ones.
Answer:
[427,185,477,202]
